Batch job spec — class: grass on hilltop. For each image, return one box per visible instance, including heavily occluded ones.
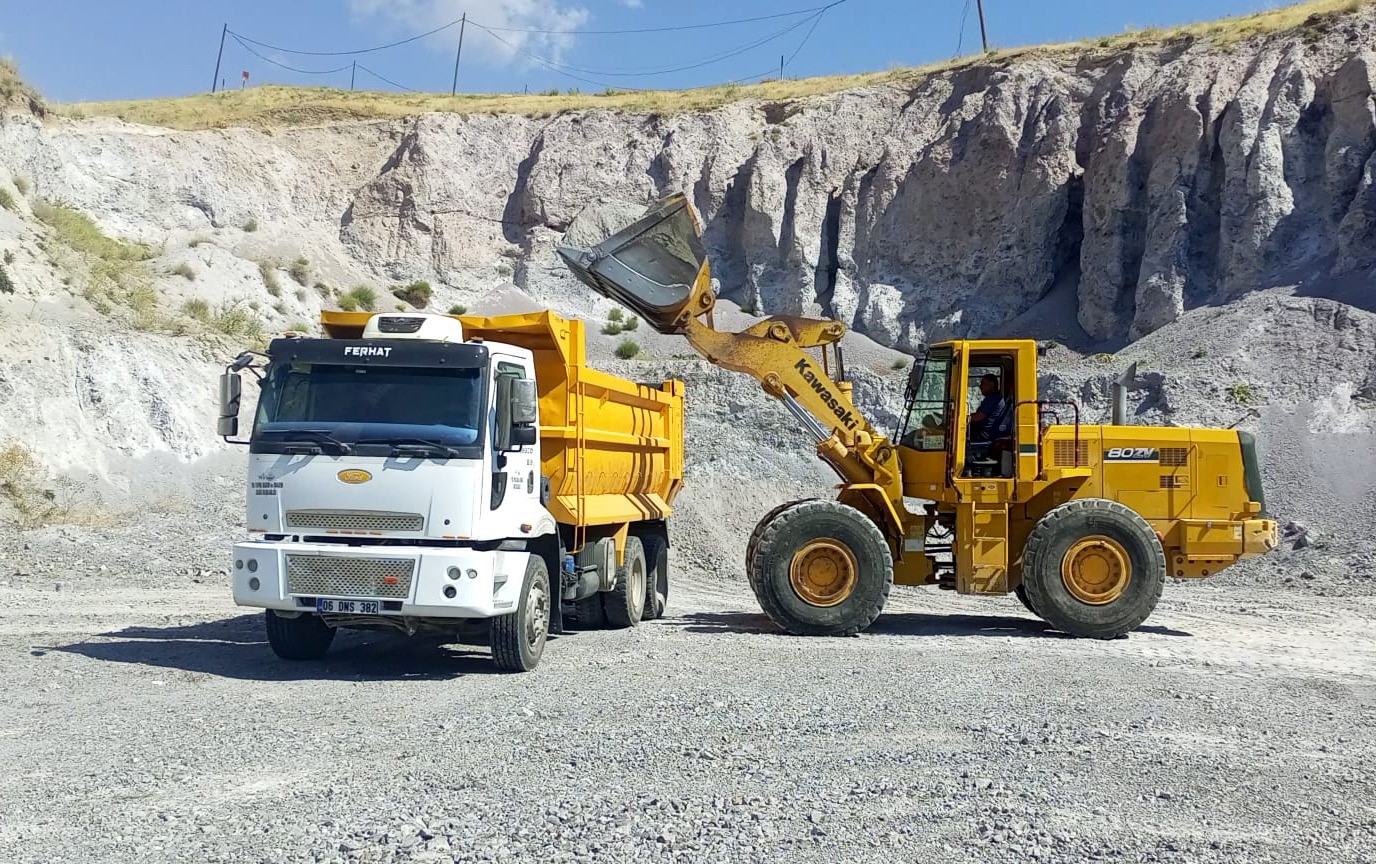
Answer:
[53,0,1372,131]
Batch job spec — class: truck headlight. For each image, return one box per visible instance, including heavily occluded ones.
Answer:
[447,566,462,581]
[466,568,478,580]
[247,559,258,573]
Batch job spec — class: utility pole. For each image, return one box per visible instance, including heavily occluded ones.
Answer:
[976,0,989,52]
[351,60,356,91]
[451,13,467,96]
[211,23,227,93]
[779,54,784,81]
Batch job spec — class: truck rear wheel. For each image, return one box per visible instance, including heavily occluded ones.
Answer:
[639,530,669,621]
[1022,499,1166,639]
[750,500,892,636]
[604,535,646,628]
[264,610,335,660]
[490,555,551,672]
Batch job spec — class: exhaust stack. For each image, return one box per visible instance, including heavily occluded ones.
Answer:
[1111,362,1138,426]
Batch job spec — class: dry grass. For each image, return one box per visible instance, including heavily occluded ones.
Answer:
[52,1,1372,132]
[0,444,111,529]
[0,57,41,108]
[32,200,158,324]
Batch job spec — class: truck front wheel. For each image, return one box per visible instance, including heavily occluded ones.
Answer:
[264,610,336,660]
[491,555,551,672]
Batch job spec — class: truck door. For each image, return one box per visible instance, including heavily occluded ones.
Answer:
[491,358,540,516]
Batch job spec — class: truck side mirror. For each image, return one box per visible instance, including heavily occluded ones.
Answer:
[217,372,242,438]
[510,378,538,426]
[496,376,538,451]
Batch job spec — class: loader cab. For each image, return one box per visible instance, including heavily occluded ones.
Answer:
[897,339,1041,498]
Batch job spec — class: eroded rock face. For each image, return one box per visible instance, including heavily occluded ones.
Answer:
[4,11,1374,352]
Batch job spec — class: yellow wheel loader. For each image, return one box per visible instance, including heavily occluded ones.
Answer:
[558,195,1279,639]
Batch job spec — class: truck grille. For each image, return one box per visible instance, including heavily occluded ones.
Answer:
[285,554,415,599]
[285,510,424,532]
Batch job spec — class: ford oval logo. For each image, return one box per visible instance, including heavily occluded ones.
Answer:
[337,469,372,484]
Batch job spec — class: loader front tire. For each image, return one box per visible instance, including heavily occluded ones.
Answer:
[750,500,892,636]
[1014,583,1040,617]
[746,498,819,593]
[265,610,335,661]
[1022,499,1165,639]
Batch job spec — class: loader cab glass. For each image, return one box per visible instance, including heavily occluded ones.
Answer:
[899,351,953,452]
[252,362,485,455]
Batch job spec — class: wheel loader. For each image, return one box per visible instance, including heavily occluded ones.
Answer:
[557,194,1279,639]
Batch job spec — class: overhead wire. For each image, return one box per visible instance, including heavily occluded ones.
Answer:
[481,3,840,35]
[230,34,351,75]
[355,64,419,92]
[956,0,974,56]
[227,18,462,57]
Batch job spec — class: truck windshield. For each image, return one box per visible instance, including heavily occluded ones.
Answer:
[253,363,484,450]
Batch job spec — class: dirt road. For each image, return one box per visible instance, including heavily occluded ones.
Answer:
[1,574,1373,863]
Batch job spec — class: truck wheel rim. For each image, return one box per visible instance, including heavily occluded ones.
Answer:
[526,578,549,647]
[630,556,646,609]
[1061,535,1131,605]
[789,539,858,607]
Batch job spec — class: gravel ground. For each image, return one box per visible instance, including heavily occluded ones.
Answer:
[2,561,1373,864]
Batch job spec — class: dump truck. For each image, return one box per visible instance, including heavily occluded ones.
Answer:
[557,194,1279,640]
[216,309,684,671]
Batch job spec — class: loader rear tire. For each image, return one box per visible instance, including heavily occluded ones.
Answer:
[490,555,551,672]
[264,610,335,661]
[746,498,819,592]
[1022,499,1165,639]
[750,500,892,636]
[603,535,646,629]
[639,529,669,621]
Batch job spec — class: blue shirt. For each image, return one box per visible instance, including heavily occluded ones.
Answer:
[975,393,1011,441]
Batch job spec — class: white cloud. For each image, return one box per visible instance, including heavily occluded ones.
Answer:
[351,0,590,65]
[620,0,644,7]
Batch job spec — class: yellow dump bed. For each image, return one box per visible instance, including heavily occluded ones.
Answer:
[319,310,684,533]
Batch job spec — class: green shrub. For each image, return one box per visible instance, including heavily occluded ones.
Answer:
[0,188,16,211]
[340,284,377,311]
[313,281,331,297]
[242,218,258,233]
[391,280,432,308]
[891,358,908,371]
[615,339,640,360]
[448,304,467,316]
[621,316,639,332]
[209,303,264,341]
[494,261,513,277]
[188,234,211,248]
[32,201,151,262]
[289,321,311,333]
[601,320,623,335]
[12,177,28,195]
[180,298,210,321]
[172,262,195,281]
[1227,382,1256,404]
[289,257,310,286]
[2,250,12,264]
[258,260,281,296]
[0,264,13,295]
[1191,348,1207,359]
[294,287,307,302]
[274,300,288,315]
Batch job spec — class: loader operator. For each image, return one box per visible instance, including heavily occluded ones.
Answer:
[970,374,1012,446]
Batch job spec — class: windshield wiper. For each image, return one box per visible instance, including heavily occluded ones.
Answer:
[366,437,467,459]
[267,428,354,455]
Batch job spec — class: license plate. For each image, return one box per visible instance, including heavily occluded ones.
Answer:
[315,599,380,615]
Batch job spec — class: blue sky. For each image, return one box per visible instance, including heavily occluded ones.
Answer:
[2,0,1297,102]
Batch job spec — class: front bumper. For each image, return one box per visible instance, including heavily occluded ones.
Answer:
[231,540,529,619]
[1242,518,1280,556]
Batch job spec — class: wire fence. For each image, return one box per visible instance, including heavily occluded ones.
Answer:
[209,1,852,96]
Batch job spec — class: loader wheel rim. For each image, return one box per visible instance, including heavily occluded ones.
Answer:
[1061,535,1131,605]
[789,539,858,607]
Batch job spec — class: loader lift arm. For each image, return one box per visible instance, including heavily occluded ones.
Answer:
[557,195,907,541]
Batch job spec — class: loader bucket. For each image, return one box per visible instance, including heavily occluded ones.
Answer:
[556,194,715,334]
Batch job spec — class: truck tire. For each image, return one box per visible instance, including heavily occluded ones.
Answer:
[264,610,335,660]
[490,555,551,672]
[573,595,607,630]
[749,500,892,636]
[1022,499,1166,639]
[745,499,818,592]
[639,529,669,621]
[604,534,647,628]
